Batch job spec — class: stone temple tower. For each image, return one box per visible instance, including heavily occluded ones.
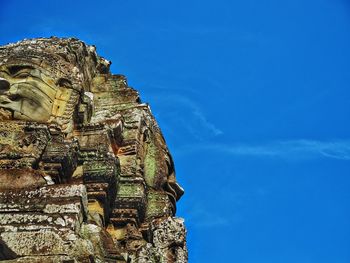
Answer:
[0,37,187,262]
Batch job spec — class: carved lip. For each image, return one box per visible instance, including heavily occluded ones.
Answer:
[8,94,20,101]
[0,95,12,104]
[0,94,21,104]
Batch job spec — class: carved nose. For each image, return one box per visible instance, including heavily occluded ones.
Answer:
[0,78,10,92]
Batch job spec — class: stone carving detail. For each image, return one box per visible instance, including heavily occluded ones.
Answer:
[0,37,187,263]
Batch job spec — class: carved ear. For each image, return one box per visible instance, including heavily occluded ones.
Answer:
[50,78,77,124]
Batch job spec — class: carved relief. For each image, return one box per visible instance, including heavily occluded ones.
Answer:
[0,37,187,262]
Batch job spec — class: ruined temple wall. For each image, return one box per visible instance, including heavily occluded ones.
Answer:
[0,37,187,263]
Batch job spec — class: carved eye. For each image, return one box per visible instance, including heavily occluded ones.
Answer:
[14,71,30,78]
[8,65,34,78]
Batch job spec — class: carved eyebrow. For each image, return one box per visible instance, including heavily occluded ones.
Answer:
[8,65,35,75]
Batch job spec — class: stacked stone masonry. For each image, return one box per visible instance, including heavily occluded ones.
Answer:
[0,37,187,262]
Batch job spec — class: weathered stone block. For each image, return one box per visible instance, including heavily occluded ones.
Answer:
[0,37,187,262]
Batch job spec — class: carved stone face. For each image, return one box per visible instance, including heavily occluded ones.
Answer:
[0,65,58,122]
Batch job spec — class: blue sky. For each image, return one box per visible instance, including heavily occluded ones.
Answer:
[1,0,350,262]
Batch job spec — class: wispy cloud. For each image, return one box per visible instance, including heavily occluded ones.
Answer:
[184,205,230,228]
[147,93,223,139]
[174,139,350,160]
[183,190,255,228]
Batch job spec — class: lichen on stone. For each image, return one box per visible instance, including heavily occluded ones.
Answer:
[0,37,187,263]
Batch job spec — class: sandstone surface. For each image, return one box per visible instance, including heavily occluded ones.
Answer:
[0,37,187,263]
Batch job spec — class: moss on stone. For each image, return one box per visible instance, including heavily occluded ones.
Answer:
[117,184,144,198]
[144,140,157,188]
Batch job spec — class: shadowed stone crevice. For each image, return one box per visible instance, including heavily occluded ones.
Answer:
[0,239,18,260]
